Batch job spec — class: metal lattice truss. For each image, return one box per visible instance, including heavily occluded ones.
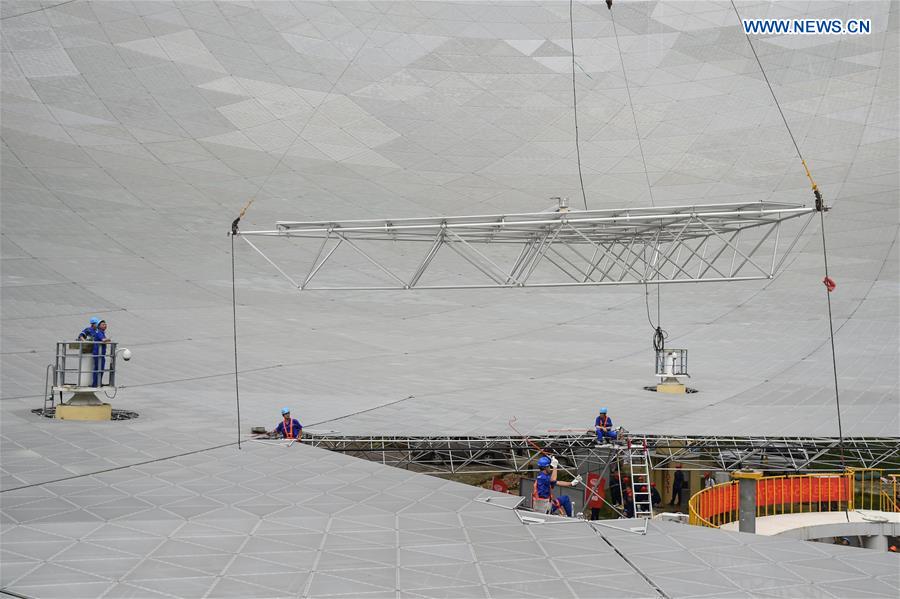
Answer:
[240,202,818,290]
[302,433,603,476]
[646,435,900,472]
[302,433,900,475]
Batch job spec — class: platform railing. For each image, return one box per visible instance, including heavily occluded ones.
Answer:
[689,469,899,528]
[54,341,119,389]
[851,469,900,512]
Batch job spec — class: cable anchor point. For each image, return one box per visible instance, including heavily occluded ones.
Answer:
[231,199,254,236]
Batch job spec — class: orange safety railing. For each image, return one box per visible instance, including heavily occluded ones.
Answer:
[689,469,899,528]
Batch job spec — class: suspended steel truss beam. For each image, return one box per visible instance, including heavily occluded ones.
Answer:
[302,433,900,475]
[240,202,817,290]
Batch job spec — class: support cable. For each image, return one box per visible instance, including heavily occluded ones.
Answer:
[645,278,666,351]
[224,13,384,450]
[230,233,242,450]
[569,0,589,210]
[608,2,656,209]
[608,1,666,352]
[729,1,844,476]
[230,200,253,450]
[818,209,845,467]
[641,251,666,353]
[1,395,414,494]
[231,9,382,224]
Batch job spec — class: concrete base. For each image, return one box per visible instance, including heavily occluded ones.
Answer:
[656,382,686,394]
[720,510,900,548]
[63,390,105,406]
[56,403,112,421]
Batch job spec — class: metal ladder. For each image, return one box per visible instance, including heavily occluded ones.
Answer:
[626,435,654,520]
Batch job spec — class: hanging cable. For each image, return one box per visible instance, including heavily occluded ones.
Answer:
[730,1,844,472]
[644,281,666,351]
[569,0,589,210]
[222,11,385,452]
[229,200,252,450]
[608,1,666,355]
[230,233,242,450]
[642,246,666,352]
[818,209,845,462]
[730,2,824,209]
[608,2,655,209]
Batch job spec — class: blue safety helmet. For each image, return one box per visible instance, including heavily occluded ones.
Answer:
[281,407,291,416]
[89,317,100,325]
[598,407,608,414]
[537,456,552,469]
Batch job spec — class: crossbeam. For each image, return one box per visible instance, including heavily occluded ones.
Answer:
[240,202,817,290]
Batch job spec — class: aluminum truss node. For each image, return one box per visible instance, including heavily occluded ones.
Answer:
[301,433,900,475]
[239,201,818,290]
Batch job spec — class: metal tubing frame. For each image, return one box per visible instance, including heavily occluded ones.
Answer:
[53,341,119,389]
[240,202,817,290]
[301,432,900,475]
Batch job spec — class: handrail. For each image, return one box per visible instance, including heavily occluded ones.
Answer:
[688,469,899,528]
[53,341,119,389]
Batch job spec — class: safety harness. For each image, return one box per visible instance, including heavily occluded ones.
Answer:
[597,414,612,435]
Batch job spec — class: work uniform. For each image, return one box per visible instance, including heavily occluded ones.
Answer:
[275,418,303,439]
[609,475,622,505]
[534,471,573,517]
[91,328,107,387]
[624,492,635,518]
[671,469,685,505]
[595,414,617,442]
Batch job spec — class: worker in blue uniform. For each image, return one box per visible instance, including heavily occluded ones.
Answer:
[72,317,100,386]
[273,407,303,440]
[594,407,617,443]
[533,455,581,517]
[91,320,110,387]
[78,317,100,342]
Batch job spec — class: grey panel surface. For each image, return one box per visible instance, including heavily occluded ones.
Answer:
[0,1,898,595]
[2,442,898,599]
[1,1,896,451]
